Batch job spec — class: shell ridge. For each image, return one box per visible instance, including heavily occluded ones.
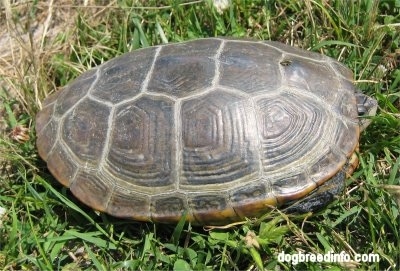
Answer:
[249,97,264,179]
[211,39,226,87]
[141,46,162,93]
[57,68,101,122]
[174,99,183,192]
[98,106,116,173]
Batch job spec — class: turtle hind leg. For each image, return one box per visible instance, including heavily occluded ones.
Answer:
[283,171,345,213]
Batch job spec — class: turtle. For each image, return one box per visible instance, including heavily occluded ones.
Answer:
[36,37,377,225]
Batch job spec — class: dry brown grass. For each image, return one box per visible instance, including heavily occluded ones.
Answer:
[1,1,90,111]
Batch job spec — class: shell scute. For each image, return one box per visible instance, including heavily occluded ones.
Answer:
[272,173,317,203]
[188,194,238,224]
[309,149,346,186]
[70,170,111,212]
[151,196,187,223]
[107,187,151,221]
[106,96,175,186]
[92,48,157,103]
[55,69,97,117]
[256,93,328,172]
[147,39,221,98]
[219,41,282,93]
[180,90,259,186]
[61,98,110,163]
[46,143,78,187]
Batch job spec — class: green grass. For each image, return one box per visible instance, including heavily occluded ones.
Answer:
[1,0,399,270]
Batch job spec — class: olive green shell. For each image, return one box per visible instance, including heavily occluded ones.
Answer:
[36,38,361,225]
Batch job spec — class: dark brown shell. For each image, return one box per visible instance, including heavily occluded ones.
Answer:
[36,38,361,225]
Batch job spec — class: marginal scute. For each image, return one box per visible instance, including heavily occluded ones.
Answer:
[272,173,317,203]
[309,149,346,185]
[330,61,354,80]
[106,95,175,187]
[230,183,277,218]
[107,186,151,221]
[151,196,188,223]
[70,170,111,212]
[220,41,282,93]
[47,143,78,187]
[36,103,55,136]
[36,117,58,160]
[41,89,62,108]
[188,194,238,224]
[62,98,110,164]
[54,69,97,117]
[333,120,359,156]
[336,90,358,119]
[92,48,157,103]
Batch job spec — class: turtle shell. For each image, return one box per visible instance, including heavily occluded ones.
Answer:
[36,38,361,225]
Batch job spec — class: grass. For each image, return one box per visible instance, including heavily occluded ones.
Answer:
[0,0,399,270]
